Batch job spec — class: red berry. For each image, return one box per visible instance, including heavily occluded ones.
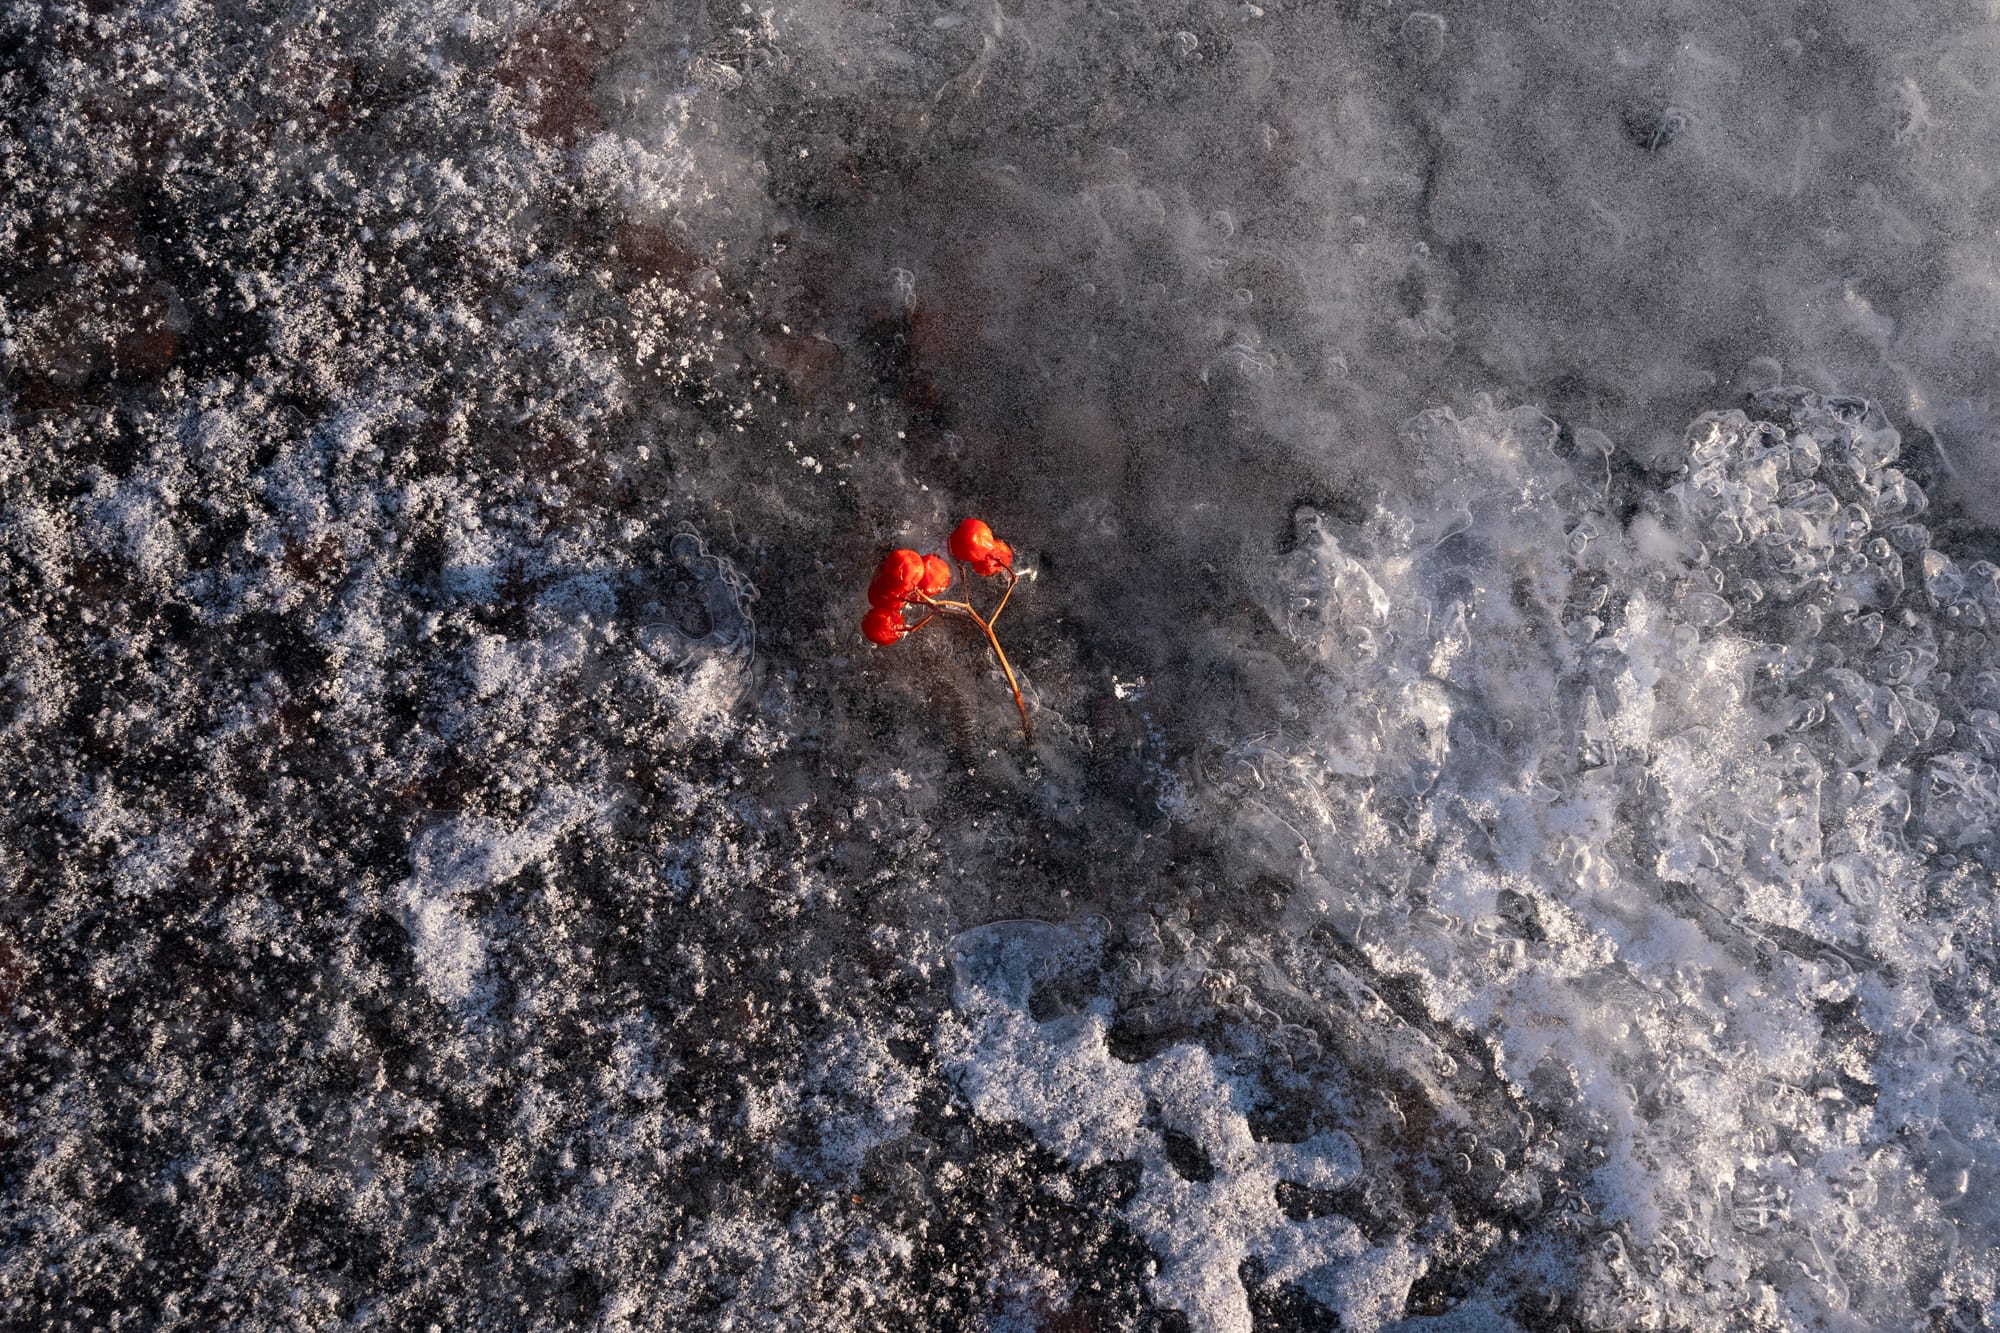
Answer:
[919,553,952,597]
[868,548,927,608]
[948,518,996,566]
[982,540,1013,573]
[882,548,926,589]
[861,607,906,645]
[867,579,906,611]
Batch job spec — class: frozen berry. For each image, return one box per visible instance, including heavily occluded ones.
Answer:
[868,548,927,609]
[949,518,996,566]
[920,553,952,597]
[862,607,907,645]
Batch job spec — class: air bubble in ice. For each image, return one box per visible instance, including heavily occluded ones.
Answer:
[1398,13,1446,64]
[1917,755,2000,849]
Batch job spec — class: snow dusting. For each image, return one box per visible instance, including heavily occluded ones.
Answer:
[6,1,2000,1329]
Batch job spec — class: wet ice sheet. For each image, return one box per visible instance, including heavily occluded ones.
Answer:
[1209,395,1999,1328]
[6,0,2000,1329]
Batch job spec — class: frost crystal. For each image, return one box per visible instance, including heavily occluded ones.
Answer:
[8,0,2000,1327]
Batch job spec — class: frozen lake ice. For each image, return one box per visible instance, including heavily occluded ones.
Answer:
[4,1,1999,1328]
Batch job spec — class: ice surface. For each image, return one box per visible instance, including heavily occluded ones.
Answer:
[946,920,1399,1333]
[7,0,2000,1329]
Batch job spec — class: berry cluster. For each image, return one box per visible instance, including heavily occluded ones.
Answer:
[861,550,949,644]
[861,519,1031,739]
[949,517,1014,577]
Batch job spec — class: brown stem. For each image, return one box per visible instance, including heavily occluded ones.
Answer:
[914,591,1032,742]
[972,609,1032,742]
[989,567,1017,625]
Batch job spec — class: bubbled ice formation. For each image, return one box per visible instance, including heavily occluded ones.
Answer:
[15,0,2000,1322]
[945,919,1414,1333]
[946,392,1999,1330]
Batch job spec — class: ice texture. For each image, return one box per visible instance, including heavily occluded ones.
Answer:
[1212,395,2000,1328]
[6,0,2000,1330]
[948,920,1402,1333]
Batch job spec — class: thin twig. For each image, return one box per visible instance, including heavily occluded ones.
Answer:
[977,612,1033,742]
[915,588,1032,742]
[989,567,1017,625]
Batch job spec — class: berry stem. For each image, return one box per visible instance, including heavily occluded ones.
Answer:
[989,568,1017,625]
[977,611,1033,742]
[916,591,1032,742]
